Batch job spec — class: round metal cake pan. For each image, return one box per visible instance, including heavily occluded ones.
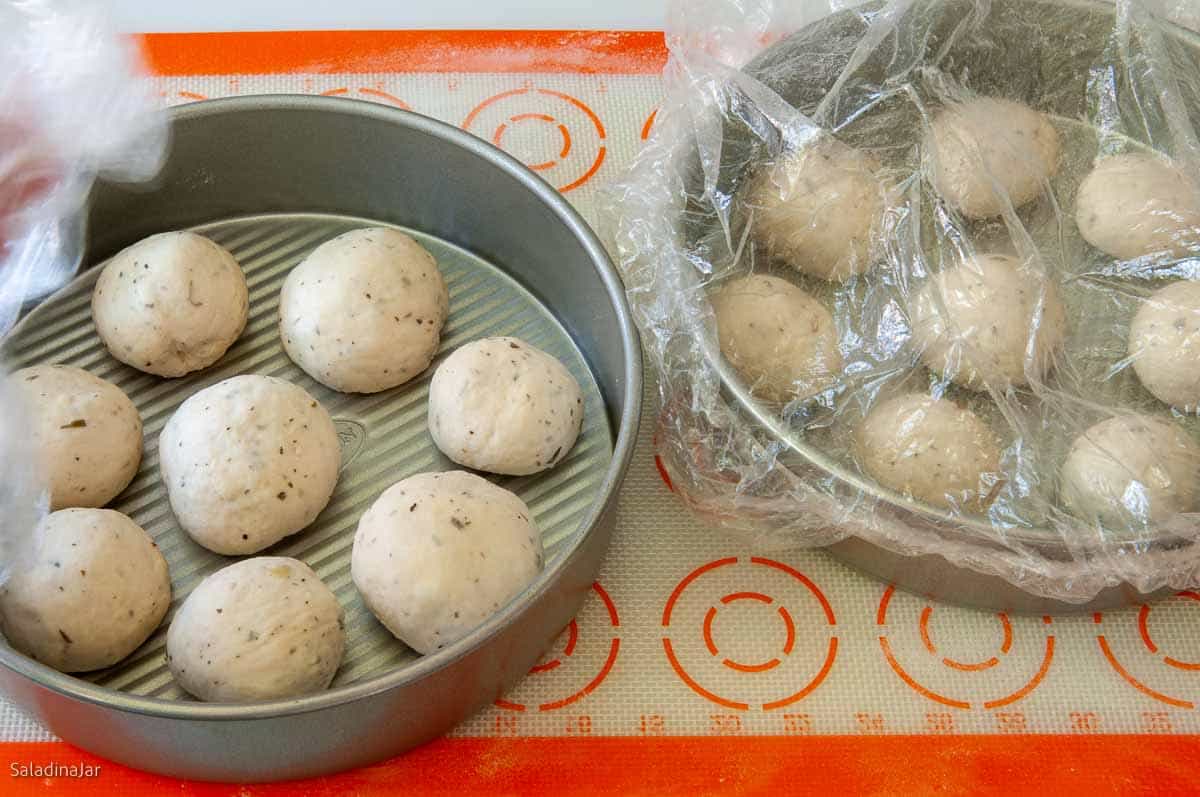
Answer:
[0,96,641,782]
[692,0,1200,613]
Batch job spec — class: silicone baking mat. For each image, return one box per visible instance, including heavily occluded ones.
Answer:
[1,27,1199,796]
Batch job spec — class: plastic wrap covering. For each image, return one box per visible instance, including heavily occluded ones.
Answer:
[0,1,166,583]
[603,0,1200,601]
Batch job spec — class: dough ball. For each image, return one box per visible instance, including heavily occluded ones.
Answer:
[92,231,248,378]
[0,509,169,672]
[710,274,843,403]
[924,97,1061,218]
[167,557,344,702]
[428,337,583,476]
[352,471,543,655]
[911,254,1066,391]
[748,137,887,281]
[1060,414,1200,528]
[12,365,142,509]
[159,375,341,555]
[856,393,1003,511]
[1076,153,1200,261]
[280,228,449,394]
[1128,280,1200,410]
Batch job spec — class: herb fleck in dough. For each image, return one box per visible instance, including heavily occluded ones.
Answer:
[856,393,1003,511]
[1128,280,1200,410]
[279,227,449,394]
[91,231,248,377]
[910,254,1066,391]
[747,136,888,281]
[158,375,341,555]
[167,557,344,702]
[12,365,142,509]
[1060,414,1200,528]
[923,97,1060,219]
[1075,153,1200,261]
[428,337,584,476]
[710,274,842,403]
[352,471,544,655]
[0,509,170,673]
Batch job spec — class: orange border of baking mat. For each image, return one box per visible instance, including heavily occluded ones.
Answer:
[0,736,1197,795]
[136,30,668,75]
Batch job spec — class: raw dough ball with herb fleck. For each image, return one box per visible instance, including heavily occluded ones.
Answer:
[1076,153,1200,261]
[159,375,341,555]
[91,231,248,377]
[710,274,842,403]
[924,97,1060,218]
[0,509,169,673]
[279,227,449,394]
[428,337,583,476]
[911,254,1066,391]
[1060,414,1200,528]
[1128,281,1200,411]
[856,393,1003,511]
[12,365,142,509]
[352,471,543,654]
[167,557,344,702]
[748,137,887,281]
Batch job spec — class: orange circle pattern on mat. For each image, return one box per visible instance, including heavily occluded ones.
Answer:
[320,86,412,109]
[462,87,607,193]
[660,557,838,711]
[1094,592,1200,709]
[640,109,658,140]
[170,83,606,191]
[494,582,621,713]
[875,586,1055,710]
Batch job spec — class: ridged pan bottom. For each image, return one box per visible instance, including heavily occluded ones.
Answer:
[3,212,615,700]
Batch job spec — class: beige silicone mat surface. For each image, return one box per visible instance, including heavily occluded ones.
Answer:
[2,66,1200,742]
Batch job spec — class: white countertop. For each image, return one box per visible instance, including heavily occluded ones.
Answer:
[106,0,666,33]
